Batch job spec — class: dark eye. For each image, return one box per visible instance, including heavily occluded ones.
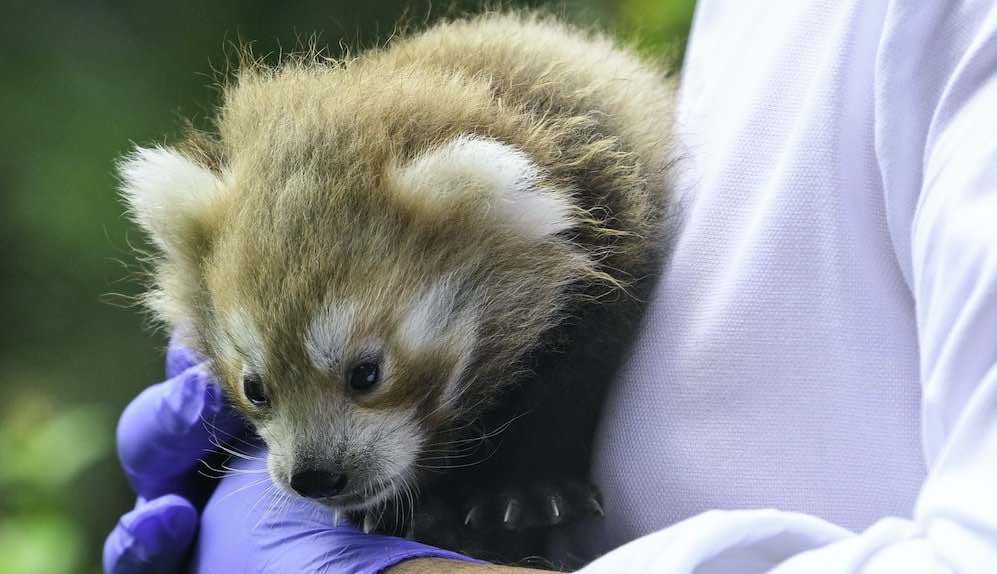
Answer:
[349,361,380,392]
[243,373,269,407]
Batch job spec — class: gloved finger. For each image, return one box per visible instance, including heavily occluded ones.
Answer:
[165,334,206,380]
[117,362,243,499]
[103,494,198,574]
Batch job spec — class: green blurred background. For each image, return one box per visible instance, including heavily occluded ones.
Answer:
[0,1,694,572]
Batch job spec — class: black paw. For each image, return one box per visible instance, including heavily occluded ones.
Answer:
[354,478,605,564]
[405,478,603,565]
[454,477,604,533]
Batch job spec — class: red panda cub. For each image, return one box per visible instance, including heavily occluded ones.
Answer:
[121,11,674,565]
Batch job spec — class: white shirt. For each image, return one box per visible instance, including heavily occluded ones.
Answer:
[570,1,997,572]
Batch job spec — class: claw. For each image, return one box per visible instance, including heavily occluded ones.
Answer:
[586,496,605,517]
[502,497,523,530]
[546,494,564,525]
[463,504,483,529]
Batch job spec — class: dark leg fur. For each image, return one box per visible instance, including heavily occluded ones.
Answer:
[405,267,659,567]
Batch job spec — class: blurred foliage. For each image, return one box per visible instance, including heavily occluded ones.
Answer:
[0,1,694,572]
[0,395,110,574]
[618,0,697,64]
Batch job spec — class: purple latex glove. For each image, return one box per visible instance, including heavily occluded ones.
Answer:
[188,447,478,573]
[104,338,478,574]
[103,338,242,573]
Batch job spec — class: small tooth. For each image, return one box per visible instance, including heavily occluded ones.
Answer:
[363,512,377,534]
[502,498,522,530]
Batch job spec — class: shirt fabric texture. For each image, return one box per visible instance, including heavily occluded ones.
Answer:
[563,1,997,572]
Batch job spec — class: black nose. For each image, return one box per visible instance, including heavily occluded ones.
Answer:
[290,470,349,499]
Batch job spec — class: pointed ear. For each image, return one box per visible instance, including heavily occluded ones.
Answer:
[392,135,576,239]
[118,146,222,260]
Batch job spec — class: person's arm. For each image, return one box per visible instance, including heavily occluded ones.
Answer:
[768,2,997,570]
[771,2,997,569]
[573,2,997,572]
[387,559,541,573]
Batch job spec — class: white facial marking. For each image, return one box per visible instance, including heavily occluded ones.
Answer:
[305,301,359,370]
[394,135,576,239]
[397,277,478,405]
[118,146,221,256]
[440,315,478,406]
[397,278,460,353]
[352,407,422,483]
[221,308,265,371]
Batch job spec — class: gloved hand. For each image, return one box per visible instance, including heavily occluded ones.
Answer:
[188,445,479,573]
[103,338,239,573]
[104,338,477,574]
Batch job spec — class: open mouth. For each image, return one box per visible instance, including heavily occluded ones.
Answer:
[314,481,394,512]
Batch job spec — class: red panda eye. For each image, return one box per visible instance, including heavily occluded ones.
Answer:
[349,362,380,392]
[243,373,269,407]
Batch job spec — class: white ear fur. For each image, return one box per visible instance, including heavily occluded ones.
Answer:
[394,135,575,239]
[119,146,222,257]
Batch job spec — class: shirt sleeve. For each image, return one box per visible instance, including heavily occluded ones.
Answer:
[579,2,997,573]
